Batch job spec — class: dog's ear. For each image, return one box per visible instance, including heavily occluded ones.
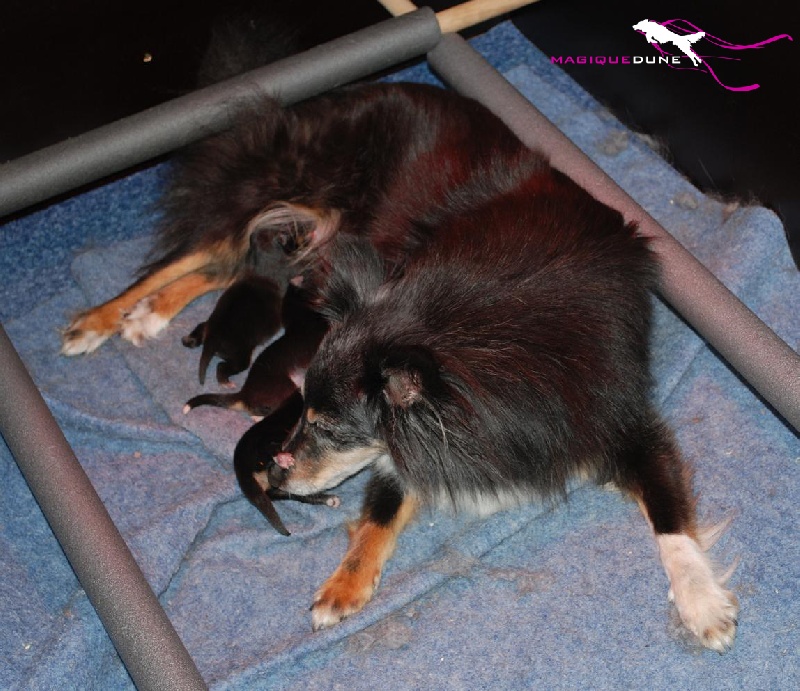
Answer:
[247,202,339,256]
[319,237,385,322]
[380,345,440,409]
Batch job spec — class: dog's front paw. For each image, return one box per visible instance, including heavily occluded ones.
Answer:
[310,564,381,631]
[675,579,739,653]
[61,314,113,355]
[120,297,169,346]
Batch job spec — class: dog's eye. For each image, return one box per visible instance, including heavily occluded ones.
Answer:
[314,420,335,436]
[312,419,345,444]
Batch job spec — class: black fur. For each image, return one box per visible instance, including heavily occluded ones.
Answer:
[279,149,694,537]
[182,275,284,385]
[113,80,734,646]
[233,391,338,536]
[141,82,525,281]
[182,225,297,385]
[184,285,327,415]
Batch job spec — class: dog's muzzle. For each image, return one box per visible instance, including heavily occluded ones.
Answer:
[267,460,289,487]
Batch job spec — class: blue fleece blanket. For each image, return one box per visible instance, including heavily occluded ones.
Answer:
[1,22,798,690]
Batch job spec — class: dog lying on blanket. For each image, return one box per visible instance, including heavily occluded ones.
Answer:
[61,82,738,651]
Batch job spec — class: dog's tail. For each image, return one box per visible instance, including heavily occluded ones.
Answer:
[183,392,244,413]
[685,31,705,44]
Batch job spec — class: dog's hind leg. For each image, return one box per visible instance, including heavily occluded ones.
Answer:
[62,250,218,354]
[617,417,738,652]
[311,475,418,631]
[120,271,229,346]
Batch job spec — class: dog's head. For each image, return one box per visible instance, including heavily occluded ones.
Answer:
[271,328,445,496]
[269,238,448,496]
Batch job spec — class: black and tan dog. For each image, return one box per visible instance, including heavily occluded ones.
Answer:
[61,82,737,651]
[270,190,738,648]
[60,83,520,359]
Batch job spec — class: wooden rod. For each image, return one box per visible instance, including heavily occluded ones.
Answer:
[378,0,542,34]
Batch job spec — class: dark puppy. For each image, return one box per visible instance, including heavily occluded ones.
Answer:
[182,276,283,386]
[183,285,327,416]
[270,158,738,649]
[182,226,297,386]
[234,391,339,536]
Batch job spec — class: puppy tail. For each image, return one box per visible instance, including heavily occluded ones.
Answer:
[248,491,291,536]
[198,344,214,386]
[183,392,241,413]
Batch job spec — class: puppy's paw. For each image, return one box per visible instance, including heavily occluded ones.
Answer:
[61,313,114,355]
[311,564,381,631]
[120,298,169,346]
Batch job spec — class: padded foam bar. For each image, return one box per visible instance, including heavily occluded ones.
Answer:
[0,325,208,691]
[427,33,800,432]
[0,8,441,218]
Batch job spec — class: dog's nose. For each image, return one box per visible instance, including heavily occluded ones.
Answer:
[274,452,295,469]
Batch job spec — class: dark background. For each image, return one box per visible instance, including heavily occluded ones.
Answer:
[1,0,797,262]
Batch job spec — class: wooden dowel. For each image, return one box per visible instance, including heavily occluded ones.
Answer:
[438,0,542,33]
[378,0,541,34]
[378,0,419,15]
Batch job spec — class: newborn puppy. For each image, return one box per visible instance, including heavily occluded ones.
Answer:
[183,276,284,386]
[234,390,339,536]
[182,227,297,386]
[183,285,328,416]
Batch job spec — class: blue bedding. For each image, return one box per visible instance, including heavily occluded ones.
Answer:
[1,22,798,690]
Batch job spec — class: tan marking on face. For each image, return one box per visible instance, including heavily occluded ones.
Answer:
[282,443,387,495]
[306,407,318,424]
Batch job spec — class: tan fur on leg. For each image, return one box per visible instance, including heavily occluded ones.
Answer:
[311,493,418,631]
[61,251,217,354]
[120,272,229,346]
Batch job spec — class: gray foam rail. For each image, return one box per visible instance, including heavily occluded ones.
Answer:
[0,8,442,218]
[0,325,208,691]
[428,33,800,433]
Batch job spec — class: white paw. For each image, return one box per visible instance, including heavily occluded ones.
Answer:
[120,298,169,346]
[677,578,738,653]
[61,318,110,355]
[311,600,347,632]
[658,533,738,652]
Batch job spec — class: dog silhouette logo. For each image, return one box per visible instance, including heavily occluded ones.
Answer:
[632,18,792,91]
[633,19,705,66]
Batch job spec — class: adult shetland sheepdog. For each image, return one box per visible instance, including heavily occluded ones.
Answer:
[61,82,737,650]
[60,83,522,357]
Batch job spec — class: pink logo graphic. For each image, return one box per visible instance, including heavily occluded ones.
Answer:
[633,18,793,91]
